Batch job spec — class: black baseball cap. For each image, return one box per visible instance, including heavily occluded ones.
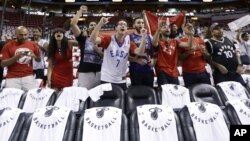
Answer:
[210,22,222,31]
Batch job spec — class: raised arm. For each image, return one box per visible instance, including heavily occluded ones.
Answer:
[68,40,79,50]
[152,17,164,47]
[70,5,88,37]
[178,24,194,48]
[134,28,147,56]
[90,17,110,44]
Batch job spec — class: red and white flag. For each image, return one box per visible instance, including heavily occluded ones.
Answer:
[144,11,186,35]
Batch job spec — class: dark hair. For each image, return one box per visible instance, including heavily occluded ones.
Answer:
[116,19,128,26]
[241,32,249,38]
[48,33,68,63]
[34,26,42,33]
[133,17,143,24]
[52,28,66,35]
[88,21,97,27]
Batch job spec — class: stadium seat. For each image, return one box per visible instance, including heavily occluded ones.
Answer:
[225,102,242,125]
[75,111,128,141]
[0,88,25,109]
[225,99,250,125]
[18,88,57,111]
[241,71,250,93]
[126,86,158,115]
[179,103,230,141]
[158,84,191,109]
[189,84,224,106]
[0,107,27,141]
[216,81,250,104]
[35,79,45,88]
[129,108,184,141]
[89,84,125,110]
[54,87,89,112]
[19,106,76,141]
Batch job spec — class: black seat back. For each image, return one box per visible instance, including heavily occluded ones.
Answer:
[89,84,125,110]
[179,105,230,141]
[225,103,241,125]
[17,91,28,109]
[0,108,27,141]
[189,84,224,106]
[216,81,250,104]
[126,86,158,115]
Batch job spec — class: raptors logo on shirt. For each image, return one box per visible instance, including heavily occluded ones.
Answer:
[15,48,32,64]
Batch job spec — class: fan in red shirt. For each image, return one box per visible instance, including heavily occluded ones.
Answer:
[1,26,41,91]
[179,23,211,87]
[47,28,78,90]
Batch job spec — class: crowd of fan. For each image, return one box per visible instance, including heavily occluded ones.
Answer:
[0,5,249,93]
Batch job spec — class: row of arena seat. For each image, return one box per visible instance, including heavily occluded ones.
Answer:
[1,81,250,114]
[1,82,250,141]
[1,99,249,141]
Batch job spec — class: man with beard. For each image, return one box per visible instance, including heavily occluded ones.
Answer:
[152,19,180,86]
[90,17,146,90]
[206,23,245,86]
[71,5,103,89]
[1,26,40,90]
[129,17,154,87]
[153,19,196,86]
[169,23,183,39]
[179,23,211,87]
[32,27,48,80]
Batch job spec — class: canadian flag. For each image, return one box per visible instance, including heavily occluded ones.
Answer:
[144,11,186,35]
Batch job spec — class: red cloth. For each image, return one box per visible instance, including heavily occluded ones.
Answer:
[144,11,185,35]
[179,37,207,73]
[51,47,73,89]
[1,40,40,78]
[156,39,179,77]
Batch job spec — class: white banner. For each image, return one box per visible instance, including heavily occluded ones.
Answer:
[228,14,250,31]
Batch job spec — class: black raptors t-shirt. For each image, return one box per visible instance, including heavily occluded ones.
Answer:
[206,37,238,72]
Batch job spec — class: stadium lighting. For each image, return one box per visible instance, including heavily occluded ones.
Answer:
[203,0,213,2]
[159,0,168,2]
[65,0,75,2]
[112,0,122,2]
